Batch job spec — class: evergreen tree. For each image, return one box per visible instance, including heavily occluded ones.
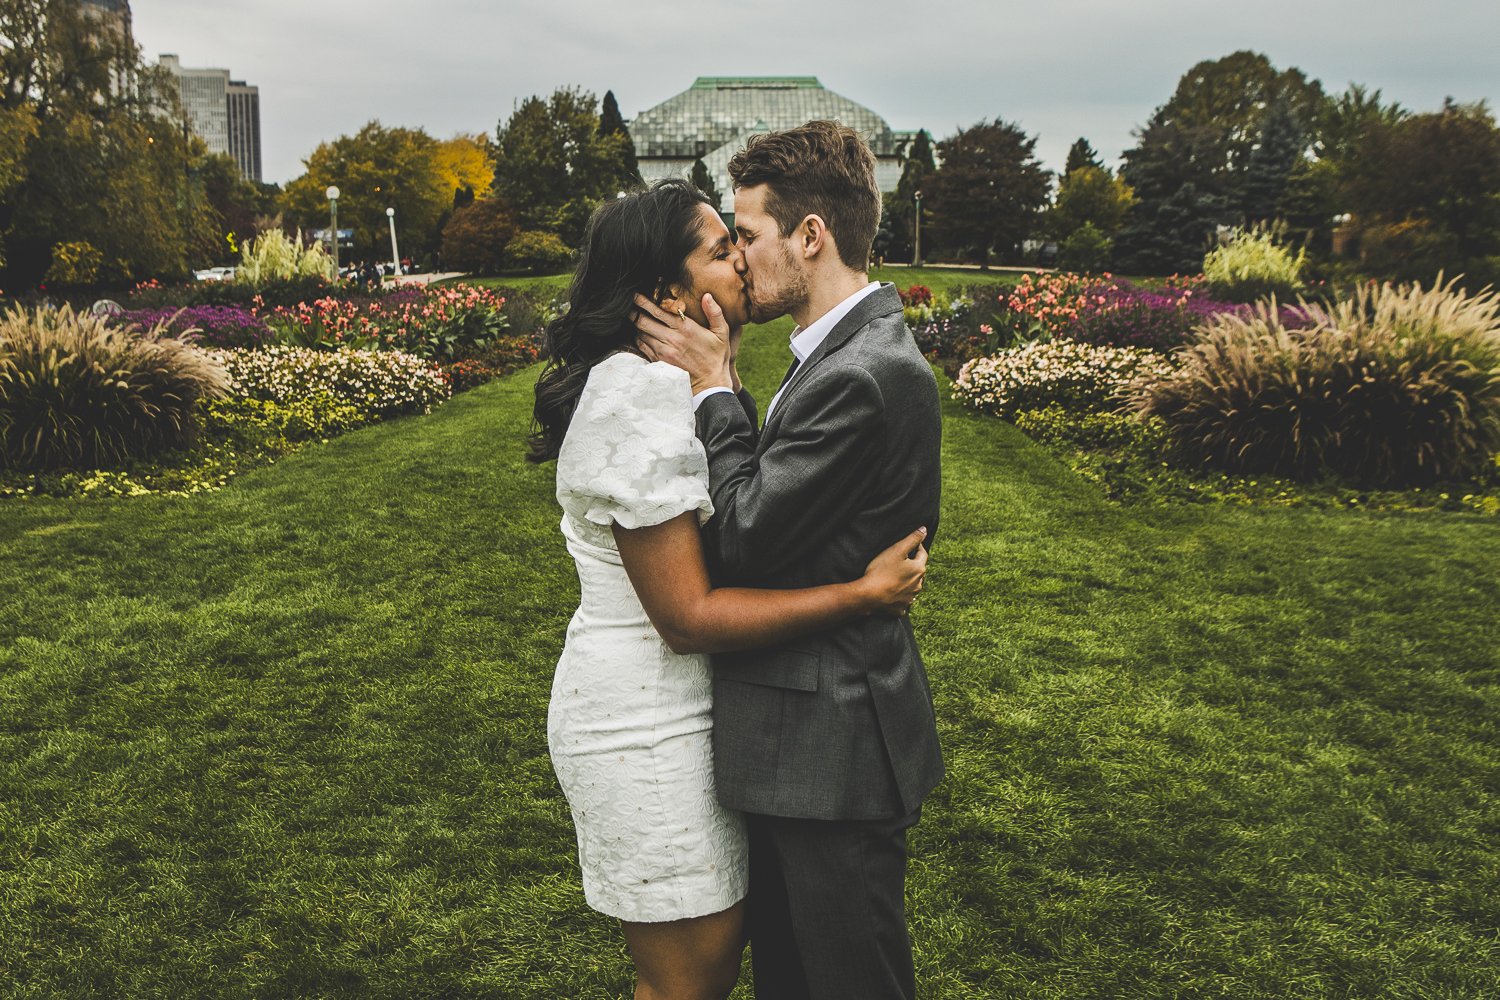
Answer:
[598,89,641,188]
[1116,180,1234,274]
[1242,98,1306,224]
[1064,137,1104,176]
[690,158,722,210]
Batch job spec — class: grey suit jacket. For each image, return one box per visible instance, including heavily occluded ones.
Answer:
[695,283,944,821]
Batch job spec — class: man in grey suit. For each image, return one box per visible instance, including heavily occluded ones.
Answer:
[635,120,943,999]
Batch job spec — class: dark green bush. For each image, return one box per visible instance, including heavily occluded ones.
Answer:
[1132,277,1500,486]
[504,231,574,275]
[0,305,229,471]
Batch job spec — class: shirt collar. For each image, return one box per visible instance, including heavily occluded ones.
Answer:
[788,281,881,363]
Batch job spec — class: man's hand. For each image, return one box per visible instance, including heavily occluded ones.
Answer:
[633,293,734,396]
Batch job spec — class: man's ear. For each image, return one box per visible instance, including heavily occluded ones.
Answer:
[799,215,833,260]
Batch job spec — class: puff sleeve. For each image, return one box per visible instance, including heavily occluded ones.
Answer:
[556,354,715,531]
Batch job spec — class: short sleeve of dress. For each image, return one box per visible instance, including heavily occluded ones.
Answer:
[556,354,715,531]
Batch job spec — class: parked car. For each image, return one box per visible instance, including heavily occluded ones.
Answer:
[193,266,236,282]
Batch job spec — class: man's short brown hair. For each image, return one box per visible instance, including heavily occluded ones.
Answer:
[727,120,881,271]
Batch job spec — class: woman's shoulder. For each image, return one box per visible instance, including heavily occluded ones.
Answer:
[586,352,691,394]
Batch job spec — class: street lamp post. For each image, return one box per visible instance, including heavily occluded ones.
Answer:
[326,185,341,277]
[913,190,923,268]
[385,207,401,278]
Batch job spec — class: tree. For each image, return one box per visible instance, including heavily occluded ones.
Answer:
[1047,166,1136,241]
[494,88,627,245]
[1241,97,1306,225]
[197,152,279,265]
[690,158,722,209]
[0,0,210,285]
[1064,137,1104,176]
[1151,51,1323,183]
[598,89,641,188]
[280,122,449,262]
[927,120,1049,268]
[434,133,495,204]
[441,197,518,276]
[881,129,936,262]
[1341,99,1500,285]
[1116,51,1325,272]
[1117,179,1234,275]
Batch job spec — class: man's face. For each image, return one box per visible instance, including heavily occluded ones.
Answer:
[733,184,809,324]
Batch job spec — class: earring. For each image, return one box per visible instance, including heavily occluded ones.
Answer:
[676,307,687,321]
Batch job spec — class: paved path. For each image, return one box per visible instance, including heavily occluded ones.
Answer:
[390,271,467,286]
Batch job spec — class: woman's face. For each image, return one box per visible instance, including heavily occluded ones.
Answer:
[667,204,750,329]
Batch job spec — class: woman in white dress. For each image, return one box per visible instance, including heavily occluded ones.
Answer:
[527,180,929,1000]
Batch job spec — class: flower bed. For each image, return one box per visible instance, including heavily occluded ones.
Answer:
[952,339,1175,419]
[116,305,274,350]
[947,273,1500,515]
[209,345,450,420]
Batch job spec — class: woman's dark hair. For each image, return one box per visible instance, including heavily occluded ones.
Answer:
[527,178,714,462]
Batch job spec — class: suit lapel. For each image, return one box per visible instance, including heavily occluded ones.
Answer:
[758,283,904,450]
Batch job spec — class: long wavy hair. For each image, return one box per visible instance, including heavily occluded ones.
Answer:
[527,179,714,463]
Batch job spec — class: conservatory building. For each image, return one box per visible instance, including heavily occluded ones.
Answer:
[630,77,916,218]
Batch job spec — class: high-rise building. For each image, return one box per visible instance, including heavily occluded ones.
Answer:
[157,54,262,182]
[227,81,262,182]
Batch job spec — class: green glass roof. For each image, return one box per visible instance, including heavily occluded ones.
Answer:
[631,78,899,158]
[691,77,822,89]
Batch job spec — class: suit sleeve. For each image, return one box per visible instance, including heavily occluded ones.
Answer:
[695,365,884,582]
[736,387,758,429]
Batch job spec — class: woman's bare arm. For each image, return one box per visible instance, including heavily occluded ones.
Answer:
[613,513,926,655]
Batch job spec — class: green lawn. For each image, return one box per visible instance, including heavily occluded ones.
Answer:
[2,316,1497,998]
[453,265,1018,299]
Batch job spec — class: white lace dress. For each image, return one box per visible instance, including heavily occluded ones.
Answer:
[548,352,749,922]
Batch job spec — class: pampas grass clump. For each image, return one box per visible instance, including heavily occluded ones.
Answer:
[0,304,230,471]
[1132,276,1500,486]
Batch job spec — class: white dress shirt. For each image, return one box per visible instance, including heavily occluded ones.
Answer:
[692,281,881,416]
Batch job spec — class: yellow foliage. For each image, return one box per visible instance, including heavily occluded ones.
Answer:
[435,134,495,201]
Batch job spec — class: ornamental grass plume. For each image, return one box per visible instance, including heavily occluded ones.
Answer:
[0,304,230,471]
[1202,225,1307,304]
[1131,275,1500,487]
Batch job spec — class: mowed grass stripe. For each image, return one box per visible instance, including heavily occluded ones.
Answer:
[1,318,1496,998]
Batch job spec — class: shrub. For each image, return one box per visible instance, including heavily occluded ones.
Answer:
[0,305,230,471]
[209,345,450,420]
[116,305,273,349]
[1131,276,1500,486]
[205,394,368,443]
[1013,402,1170,454]
[1056,222,1113,274]
[442,198,519,276]
[45,241,104,287]
[441,359,501,393]
[237,229,336,287]
[953,339,1175,419]
[504,231,574,274]
[1202,225,1307,304]
[899,285,933,307]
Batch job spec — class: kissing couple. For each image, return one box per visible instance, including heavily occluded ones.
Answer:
[529,120,944,1000]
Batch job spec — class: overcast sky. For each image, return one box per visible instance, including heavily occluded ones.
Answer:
[130,0,1499,187]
